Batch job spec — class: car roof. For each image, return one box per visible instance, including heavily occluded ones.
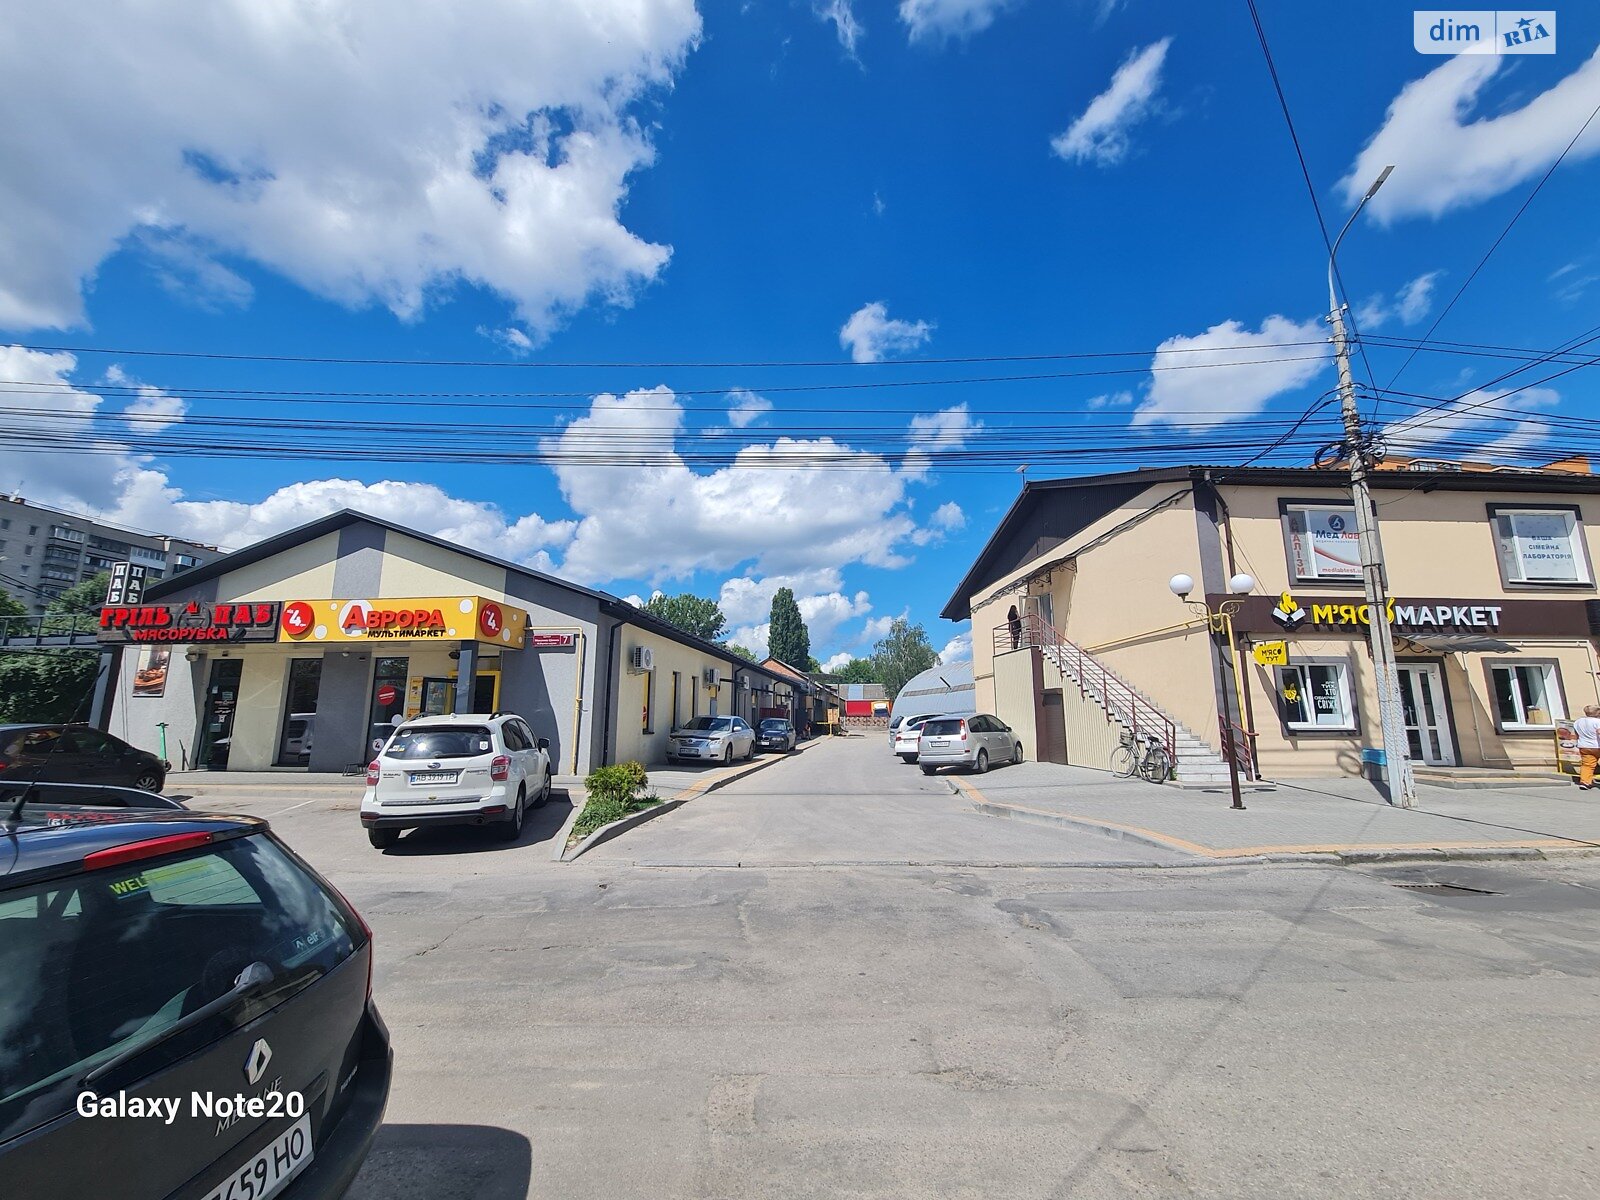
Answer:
[1,809,266,886]
[398,713,506,727]
[0,781,185,811]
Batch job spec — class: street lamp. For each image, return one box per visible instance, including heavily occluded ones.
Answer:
[1327,165,1417,808]
[1170,571,1255,811]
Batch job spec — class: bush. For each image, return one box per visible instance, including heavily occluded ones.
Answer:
[584,761,648,805]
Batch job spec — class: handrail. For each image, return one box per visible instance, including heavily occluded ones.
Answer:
[996,614,1175,764]
[1219,716,1258,780]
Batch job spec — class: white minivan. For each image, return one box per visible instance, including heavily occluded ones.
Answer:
[360,712,552,848]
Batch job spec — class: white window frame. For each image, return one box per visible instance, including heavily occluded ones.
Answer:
[1275,660,1357,733]
[1489,506,1592,586]
[1486,660,1565,732]
[1282,502,1363,583]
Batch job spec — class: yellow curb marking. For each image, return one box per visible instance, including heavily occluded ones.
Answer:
[951,777,1591,859]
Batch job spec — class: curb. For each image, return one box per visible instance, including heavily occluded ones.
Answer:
[561,798,686,861]
[960,787,1600,868]
[559,738,826,862]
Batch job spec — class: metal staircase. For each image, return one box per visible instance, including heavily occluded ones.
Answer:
[1003,615,1241,787]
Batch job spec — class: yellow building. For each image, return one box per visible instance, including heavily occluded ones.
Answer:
[944,464,1600,784]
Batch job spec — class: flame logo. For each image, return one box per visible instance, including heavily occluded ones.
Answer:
[1280,590,1296,613]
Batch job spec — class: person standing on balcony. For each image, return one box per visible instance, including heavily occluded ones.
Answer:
[1576,705,1600,790]
[1007,604,1022,650]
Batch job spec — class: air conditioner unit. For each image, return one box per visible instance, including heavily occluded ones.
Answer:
[701,666,719,688]
[630,645,654,672]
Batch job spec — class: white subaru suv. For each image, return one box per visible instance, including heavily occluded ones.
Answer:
[360,712,552,849]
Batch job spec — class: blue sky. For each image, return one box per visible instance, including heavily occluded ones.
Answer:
[2,1,1598,665]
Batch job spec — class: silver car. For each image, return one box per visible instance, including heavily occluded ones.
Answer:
[917,714,1023,775]
[668,715,756,764]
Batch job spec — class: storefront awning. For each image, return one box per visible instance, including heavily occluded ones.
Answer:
[1399,633,1520,654]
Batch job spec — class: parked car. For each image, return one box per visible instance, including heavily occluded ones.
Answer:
[0,724,167,792]
[891,713,945,763]
[0,780,185,814]
[1,807,392,1200]
[359,712,552,849]
[282,712,316,763]
[667,716,755,765]
[917,714,1024,775]
[756,718,796,753]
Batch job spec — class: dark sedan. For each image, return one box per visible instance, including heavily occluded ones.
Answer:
[0,724,168,792]
[756,718,796,753]
[1,806,391,1200]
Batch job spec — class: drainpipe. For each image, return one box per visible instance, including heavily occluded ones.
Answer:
[599,617,623,766]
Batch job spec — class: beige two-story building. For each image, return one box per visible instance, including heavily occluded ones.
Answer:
[943,462,1600,783]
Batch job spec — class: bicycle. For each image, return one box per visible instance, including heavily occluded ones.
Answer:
[1110,730,1171,784]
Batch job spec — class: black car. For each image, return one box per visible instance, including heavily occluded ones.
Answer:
[0,724,168,792]
[2,805,391,1200]
[756,718,796,752]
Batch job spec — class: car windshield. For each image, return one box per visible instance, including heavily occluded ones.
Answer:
[0,834,357,1141]
[384,726,493,759]
[759,720,789,731]
[922,719,965,736]
[681,717,732,733]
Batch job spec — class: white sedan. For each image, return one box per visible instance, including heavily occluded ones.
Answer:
[668,716,756,765]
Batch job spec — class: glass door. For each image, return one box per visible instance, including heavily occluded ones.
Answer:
[368,656,409,755]
[198,659,243,770]
[1396,663,1455,765]
[276,658,322,766]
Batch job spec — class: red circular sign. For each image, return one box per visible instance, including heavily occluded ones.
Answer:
[281,601,315,639]
[478,601,504,641]
[376,684,399,707]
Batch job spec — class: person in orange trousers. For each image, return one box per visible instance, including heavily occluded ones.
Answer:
[1577,705,1600,789]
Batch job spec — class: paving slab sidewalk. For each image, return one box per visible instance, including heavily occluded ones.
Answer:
[953,760,1600,863]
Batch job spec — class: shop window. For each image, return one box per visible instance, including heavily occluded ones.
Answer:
[368,656,408,754]
[1275,661,1356,732]
[671,671,681,730]
[1282,502,1361,582]
[690,676,698,720]
[1487,661,1564,731]
[1489,506,1592,585]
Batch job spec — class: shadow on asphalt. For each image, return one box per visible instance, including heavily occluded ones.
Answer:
[382,793,574,856]
[346,1124,532,1200]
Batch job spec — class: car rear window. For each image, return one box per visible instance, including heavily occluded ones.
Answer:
[385,726,493,759]
[922,719,965,736]
[0,834,359,1140]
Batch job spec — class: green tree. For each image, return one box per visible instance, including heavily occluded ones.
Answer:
[0,650,99,722]
[870,618,939,701]
[42,572,111,634]
[725,643,757,662]
[642,592,727,642]
[767,587,810,668]
[0,584,27,635]
[832,657,877,684]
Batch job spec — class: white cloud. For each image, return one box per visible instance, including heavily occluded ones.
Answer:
[1051,38,1172,166]
[549,386,927,583]
[1381,386,1560,464]
[1342,46,1600,223]
[480,326,535,357]
[1133,315,1330,428]
[726,622,771,660]
[0,344,577,565]
[903,404,981,480]
[821,651,854,672]
[815,0,864,58]
[0,0,701,331]
[135,230,254,312]
[839,301,934,363]
[1357,271,1441,329]
[105,365,188,429]
[718,571,873,664]
[860,614,896,643]
[899,0,1016,44]
[939,631,971,662]
[930,501,965,530]
[1085,390,1135,409]
[726,388,773,429]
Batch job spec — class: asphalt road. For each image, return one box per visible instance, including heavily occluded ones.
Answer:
[203,741,1600,1199]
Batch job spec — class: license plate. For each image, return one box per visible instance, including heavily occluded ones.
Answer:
[201,1115,312,1200]
[928,739,949,747]
[679,748,699,756]
[409,770,459,784]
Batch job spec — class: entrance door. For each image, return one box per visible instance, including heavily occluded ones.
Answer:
[1039,690,1067,764]
[277,658,322,766]
[421,677,454,716]
[1396,663,1455,765]
[199,659,243,770]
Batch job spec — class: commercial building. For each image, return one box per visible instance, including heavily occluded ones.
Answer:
[0,495,220,615]
[100,510,794,774]
[944,462,1600,783]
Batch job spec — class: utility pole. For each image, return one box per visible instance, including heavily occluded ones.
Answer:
[1327,165,1416,808]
